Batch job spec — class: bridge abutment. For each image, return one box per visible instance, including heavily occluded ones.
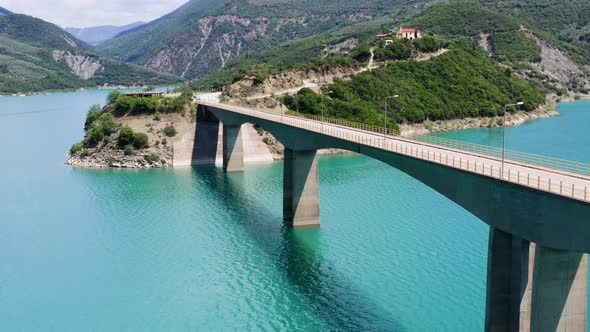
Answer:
[283,148,320,228]
[222,124,244,172]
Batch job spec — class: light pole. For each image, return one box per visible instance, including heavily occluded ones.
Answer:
[501,101,524,178]
[321,90,334,132]
[384,95,399,139]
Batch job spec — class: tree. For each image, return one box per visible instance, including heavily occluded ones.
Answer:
[84,104,102,132]
[85,127,104,148]
[115,95,135,116]
[107,90,121,104]
[98,113,117,135]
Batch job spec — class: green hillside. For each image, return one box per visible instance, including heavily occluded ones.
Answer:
[477,0,590,65]
[0,13,180,94]
[283,45,544,129]
[408,1,542,64]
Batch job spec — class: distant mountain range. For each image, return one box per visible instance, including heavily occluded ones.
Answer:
[65,22,146,46]
[0,11,179,94]
[95,0,438,80]
[0,6,12,15]
[94,0,590,86]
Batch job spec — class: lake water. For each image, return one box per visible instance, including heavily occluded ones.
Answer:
[1,91,589,331]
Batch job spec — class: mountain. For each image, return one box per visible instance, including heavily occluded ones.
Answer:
[96,0,440,80]
[65,22,146,46]
[0,7,12,15]
[407,1,589,94]
[476,0,590,66]
[0,13,180,94]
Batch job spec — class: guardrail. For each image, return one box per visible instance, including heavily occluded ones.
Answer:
[200,101,590,203]
[411,135,590,178]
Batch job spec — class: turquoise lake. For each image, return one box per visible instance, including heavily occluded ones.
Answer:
[1,91,589,331]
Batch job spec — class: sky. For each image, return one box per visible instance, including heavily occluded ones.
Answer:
[0,0,189,28]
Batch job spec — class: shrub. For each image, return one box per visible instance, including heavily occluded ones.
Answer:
[98,113,117,136]
[107,90,121,104]
[153,111,162,121]
[253,73,266,86]
[144,154,160,163]
[132,133,149,149]
[123,145,135,156]
[164,126,177,137]
[118,126,135,148]
[84,104,102,132]
[70,142,83,155]
[114,95,135,116]
[80,149,90,157]
[85,127,104,148]
[280,95,297,110]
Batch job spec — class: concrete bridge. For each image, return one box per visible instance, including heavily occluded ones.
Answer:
[196,100,590,332]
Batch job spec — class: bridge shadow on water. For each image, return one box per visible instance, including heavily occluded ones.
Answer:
[192,165,405,331]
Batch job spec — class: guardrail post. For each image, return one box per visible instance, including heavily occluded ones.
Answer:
[585,187,587,201]
[527,174,530,186]
[560,181,563,195]
[538,176,540,189]
[572,184,575,198]
[549,178,552,192]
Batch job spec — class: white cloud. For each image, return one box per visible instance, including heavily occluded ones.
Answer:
[0,0,189,27]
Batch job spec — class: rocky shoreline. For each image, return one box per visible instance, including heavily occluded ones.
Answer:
[400,105,560,137]
[65,150,171,168]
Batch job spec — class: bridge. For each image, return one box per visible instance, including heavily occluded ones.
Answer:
[196,99,590,332]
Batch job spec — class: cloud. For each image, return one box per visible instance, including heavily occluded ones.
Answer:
[0,0,189,27]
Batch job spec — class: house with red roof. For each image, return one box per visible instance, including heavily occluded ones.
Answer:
[398,27,422,40]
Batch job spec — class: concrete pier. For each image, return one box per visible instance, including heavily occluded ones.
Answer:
[485,228,530,332]
[283,148,320,227]
[222,124,244,172]
[530,247,587,332]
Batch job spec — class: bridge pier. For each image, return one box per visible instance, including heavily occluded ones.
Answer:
[530,247,587,332]
[222,124,244,172]
[485,227,588,332]
[485,228,530,332]
[283,148,320,228]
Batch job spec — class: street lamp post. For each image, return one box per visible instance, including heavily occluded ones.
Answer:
[384,95,399,139]
[501,101,525,178]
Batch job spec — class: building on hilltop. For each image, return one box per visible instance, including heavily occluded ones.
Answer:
[398,27,422,40]
[375,27,424,41]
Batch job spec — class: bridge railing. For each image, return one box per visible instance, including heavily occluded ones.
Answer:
[283,110,590,178]
[202,102,590,203]
[411,135,590,177]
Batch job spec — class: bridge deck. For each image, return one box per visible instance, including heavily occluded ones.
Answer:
[198,100,590,204]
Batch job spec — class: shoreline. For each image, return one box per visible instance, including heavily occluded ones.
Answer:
[0,84,180,97]
[400,105,560,137]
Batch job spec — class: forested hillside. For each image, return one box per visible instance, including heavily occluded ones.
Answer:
[477,0,590,65]
[282,45,544,129]
[0,12,179,94]
[96,0,440,80]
